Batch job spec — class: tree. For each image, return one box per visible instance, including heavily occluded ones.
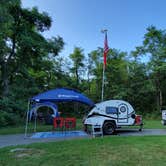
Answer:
[84,53,95,95]
[105,49,129,100]
[0,0,64,96]
[133,26,166,111]
[69,47,85,88]
[86,48,103,101]
[0,0,64,126]
[87,48,129,102]
[127,60,155,114]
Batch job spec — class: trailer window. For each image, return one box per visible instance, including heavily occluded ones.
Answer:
[106,107,118,114]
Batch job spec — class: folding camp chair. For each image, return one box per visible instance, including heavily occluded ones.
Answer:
[53,117,65,131]
[64,118,76,130]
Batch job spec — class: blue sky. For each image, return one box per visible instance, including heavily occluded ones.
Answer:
[22,0,166,59]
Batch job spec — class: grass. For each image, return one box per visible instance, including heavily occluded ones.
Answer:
[1,135,166,165]
[0,119,84,135]
[0,118,166,165]
[125,119,166,129]
[0,118,165,135]
[143,119,165,129]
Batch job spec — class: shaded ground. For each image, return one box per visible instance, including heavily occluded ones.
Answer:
[0,133,89,148]
[1,129,166,148]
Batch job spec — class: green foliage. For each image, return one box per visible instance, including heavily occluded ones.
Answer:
[0,111,21,127]
[133,26,166,111]
[0,1,166,128]
[0,0,65,127]
[69,47,85,88]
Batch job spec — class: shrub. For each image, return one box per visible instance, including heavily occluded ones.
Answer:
[0,111,21,127]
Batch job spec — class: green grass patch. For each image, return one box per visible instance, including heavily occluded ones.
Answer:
[0,119,166,135]
[143,119,165,129]
[126,119,166,129]
[1,135,166,165]
[0,119,84,135]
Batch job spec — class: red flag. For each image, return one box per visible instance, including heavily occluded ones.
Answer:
[103,33,109,66]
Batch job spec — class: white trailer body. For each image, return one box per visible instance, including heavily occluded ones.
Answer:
[84,100,143,135]
[161,110,166,125]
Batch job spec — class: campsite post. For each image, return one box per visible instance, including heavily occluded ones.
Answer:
[101,29,109,101]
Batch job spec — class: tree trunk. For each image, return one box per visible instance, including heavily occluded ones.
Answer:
[156,89,162,112]
[1,34,16,97]
[155,73,162,112]
[159,89,162,110]
[156,90,160,112]
[75,68,79,88]
[87,72,91,95]
[156,78,162,112]
[1,62,9,96]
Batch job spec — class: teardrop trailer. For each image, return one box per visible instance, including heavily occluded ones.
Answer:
[161,110,166,125]
[84,100,143,135]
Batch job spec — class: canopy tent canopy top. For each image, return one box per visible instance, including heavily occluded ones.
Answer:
[30,88,94,107]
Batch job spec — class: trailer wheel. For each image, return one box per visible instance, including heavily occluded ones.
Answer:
[103,122,115,135]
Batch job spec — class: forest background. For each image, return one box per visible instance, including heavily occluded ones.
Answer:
[0,0,166,126]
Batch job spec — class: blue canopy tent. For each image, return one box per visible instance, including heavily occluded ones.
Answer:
[25,88,94,137]
[30,88,94,106]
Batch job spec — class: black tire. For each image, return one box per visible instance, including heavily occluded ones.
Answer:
[163,120,166,125]
[103,121,116,135]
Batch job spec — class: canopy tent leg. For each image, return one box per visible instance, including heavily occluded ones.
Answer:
[34,114,37,132]
[24,101,30,138]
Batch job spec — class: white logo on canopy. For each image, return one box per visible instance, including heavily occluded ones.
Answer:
[58,94,79,98]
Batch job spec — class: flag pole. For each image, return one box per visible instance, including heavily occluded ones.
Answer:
[101,29,108,101]
[101,61,105,101]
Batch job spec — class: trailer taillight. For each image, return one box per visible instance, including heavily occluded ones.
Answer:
[135,115,142,125]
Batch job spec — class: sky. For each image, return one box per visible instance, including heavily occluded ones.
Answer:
[22,0,166,59]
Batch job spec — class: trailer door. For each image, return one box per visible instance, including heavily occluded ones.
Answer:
[117,104,128,123]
